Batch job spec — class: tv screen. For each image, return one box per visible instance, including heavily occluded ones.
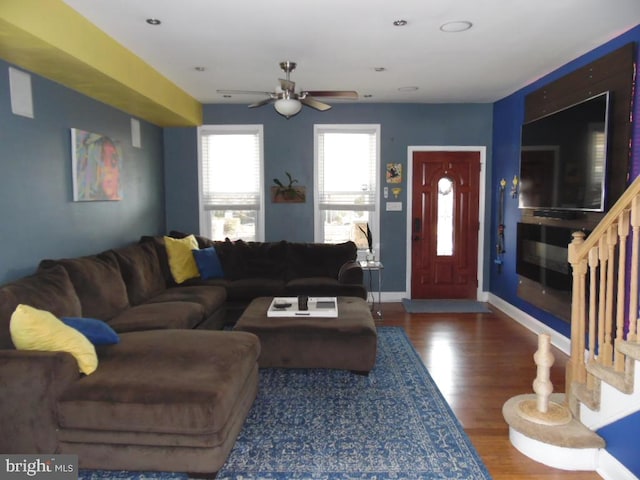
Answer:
[519,92,610,211]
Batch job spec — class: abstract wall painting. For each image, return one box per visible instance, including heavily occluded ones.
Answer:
[71,128,123,201]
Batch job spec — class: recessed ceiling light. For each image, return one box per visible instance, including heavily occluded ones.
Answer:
[398,86,419,92]
[440,20,473,32]
[393,19,408,27]
[146,18,161,26]
[374,67,386,72]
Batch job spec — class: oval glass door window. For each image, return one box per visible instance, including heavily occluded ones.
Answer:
[437,177,454,256]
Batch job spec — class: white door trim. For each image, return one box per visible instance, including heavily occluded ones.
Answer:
[405,146,487,300]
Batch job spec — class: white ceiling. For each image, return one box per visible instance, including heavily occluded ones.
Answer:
[63,0,640,105]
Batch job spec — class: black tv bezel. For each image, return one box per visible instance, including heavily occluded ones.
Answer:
[518,91,611,213]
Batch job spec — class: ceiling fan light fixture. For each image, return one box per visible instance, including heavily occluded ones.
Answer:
[274,98,302,118]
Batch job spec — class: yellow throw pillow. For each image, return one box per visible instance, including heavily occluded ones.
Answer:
[10,304,98,375]
[164,235,200,284]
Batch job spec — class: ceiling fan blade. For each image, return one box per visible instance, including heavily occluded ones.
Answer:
[301,96,332,111]
[303,90,358,99]
[216,89,272,96]
[279,78,295,92]
[249,98,275,108]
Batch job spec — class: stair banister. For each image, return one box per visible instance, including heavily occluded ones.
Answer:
[567,173,640,415]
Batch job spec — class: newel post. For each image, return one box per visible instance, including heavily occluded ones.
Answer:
[566,231,587,411]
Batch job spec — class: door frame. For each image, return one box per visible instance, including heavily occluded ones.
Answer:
[405,146,487,300]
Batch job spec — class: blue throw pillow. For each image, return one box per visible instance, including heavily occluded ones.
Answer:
[61,317,120,345]
[192,246,225,279]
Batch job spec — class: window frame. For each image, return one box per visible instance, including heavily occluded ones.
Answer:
[197,124,265,241]
[313,124,381,259]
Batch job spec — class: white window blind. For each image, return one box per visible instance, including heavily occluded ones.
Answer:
[316,127,378,211]
[200,128,261,210]
[314,124,380,252]
[198,125,264,241]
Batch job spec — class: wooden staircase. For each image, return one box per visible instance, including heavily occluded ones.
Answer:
[566,175,640,418]
[504,175,640,475]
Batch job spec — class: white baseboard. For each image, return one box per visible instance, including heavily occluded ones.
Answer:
[382,291,493,303]
[597,450,639,480]
[487,293,571,355]
[380,292,408,303]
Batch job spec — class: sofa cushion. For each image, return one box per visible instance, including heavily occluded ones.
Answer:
[61,317,120,345]
[145,285,227,318]
[164,235,200,284]
[57,329,260,435]
[285,277,367,299]
[106,302,206,332]
[214,239,288,280]
[192,246,224,279]
[169,230,215,249]
[286,241,357,280]
[39,253,129,321]
[139,236,175,287]
[224,278,287,302]
[10,305,98,375]
[0,265,82,349]
[111,242,166,305]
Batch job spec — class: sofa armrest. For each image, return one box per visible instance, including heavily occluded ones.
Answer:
[0,350,79,453]
[338,260,364,285]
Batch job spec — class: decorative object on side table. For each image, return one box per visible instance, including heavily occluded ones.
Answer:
[357,222,374,261]
[271,171,306,203]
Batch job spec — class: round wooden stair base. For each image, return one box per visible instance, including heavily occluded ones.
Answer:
[503,393,605,471]
[516,398,572,426]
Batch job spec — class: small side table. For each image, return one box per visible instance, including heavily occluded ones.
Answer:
[360,260,383,318]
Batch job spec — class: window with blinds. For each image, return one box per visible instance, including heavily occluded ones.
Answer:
[314,125,380,256]
[199,125,264,241]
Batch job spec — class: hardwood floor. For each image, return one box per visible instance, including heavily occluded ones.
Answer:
[378,302,602,480]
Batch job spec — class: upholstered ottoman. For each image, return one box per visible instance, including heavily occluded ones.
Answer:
[233,296,377,373]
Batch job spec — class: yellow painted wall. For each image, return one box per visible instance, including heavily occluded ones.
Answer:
[0,0,202,126]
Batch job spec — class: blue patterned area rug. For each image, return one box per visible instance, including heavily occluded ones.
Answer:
[79,327,492,480]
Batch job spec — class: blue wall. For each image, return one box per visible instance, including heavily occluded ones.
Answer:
[597,410,640,477]
[0,60,166,284]
[490,26,640,474]
[164,102,494,293]
[490,26,640,339]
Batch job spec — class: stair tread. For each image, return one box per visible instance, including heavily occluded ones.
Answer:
[617,339,640,361]
[586,361,633,394]
[503,394,605,449]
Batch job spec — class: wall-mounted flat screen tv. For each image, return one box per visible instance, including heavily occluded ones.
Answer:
[519,91,610,212]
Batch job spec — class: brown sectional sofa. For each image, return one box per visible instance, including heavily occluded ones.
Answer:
[158,232,366,323]
[0,235,366,474]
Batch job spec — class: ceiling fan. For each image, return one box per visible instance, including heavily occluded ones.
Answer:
[217,61,358,118]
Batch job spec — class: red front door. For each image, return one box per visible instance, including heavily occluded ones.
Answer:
[411,151,480,299]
